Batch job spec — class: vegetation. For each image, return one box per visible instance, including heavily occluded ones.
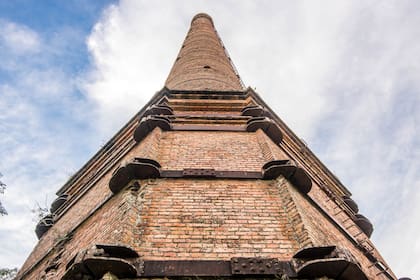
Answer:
[0,173,7,216]
[0,268,17,280]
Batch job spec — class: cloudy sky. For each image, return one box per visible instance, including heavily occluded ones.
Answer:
[0,0,419,278]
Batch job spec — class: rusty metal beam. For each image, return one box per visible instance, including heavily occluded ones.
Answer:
[142,259,296,277]
[171,124,246,131]
[160,170,263,179]
[142,260,232,277]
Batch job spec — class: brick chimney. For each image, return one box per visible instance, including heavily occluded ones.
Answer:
[16,13,399,280]
[165,13,243,91]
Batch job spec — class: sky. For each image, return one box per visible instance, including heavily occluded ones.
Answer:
[0,0,419,278]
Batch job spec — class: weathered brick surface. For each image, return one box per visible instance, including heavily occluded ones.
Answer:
[308,181,369,241]
[137,178,299,260]
[168,97,248,118]
[53,188,132,278]
[18,123,395,279]
[165,13,243,91]
[16,130,161,279]
[19,124,395,279]
[132,126,162,160]
[284,177,394,279]
[158,131,268,172]
[17,172,113,278]
[256,129,289,162]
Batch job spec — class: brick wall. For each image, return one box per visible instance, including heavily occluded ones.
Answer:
[18,122,394,279]
[158,131,267,172]
[284,177,393,279]
[137,178,300,260]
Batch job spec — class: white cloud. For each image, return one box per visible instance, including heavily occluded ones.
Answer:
[0,20,95,268]
[83,1,186,137]
[0,20,41,54]
[284,1,420,277]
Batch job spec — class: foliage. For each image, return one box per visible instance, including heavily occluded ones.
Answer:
[0,173,7,216]
[31,201,49,221]
[0,268,17,280]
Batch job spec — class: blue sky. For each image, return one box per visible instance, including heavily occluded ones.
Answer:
[0,1,419,278]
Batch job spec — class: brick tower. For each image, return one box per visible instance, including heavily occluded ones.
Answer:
[16,13,399,280]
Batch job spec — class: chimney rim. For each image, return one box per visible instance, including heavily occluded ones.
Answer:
[191,13,214,26]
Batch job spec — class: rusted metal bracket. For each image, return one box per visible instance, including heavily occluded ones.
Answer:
[247,117,283,145]
[241,104,271,117]
[354,214,374,237]
[143,104,173,117]
[134,115,171,142]
[35,214,54,240]
[342,195,359,213]
[293,246,368,280]
[262,160,312,194]
[290,167,313,194]
[293,246,336,259]
[109,158,161,194]
[297,258,368,280]
[62,244,140,280]
[50,194,70,214]
[263,160,296,179]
